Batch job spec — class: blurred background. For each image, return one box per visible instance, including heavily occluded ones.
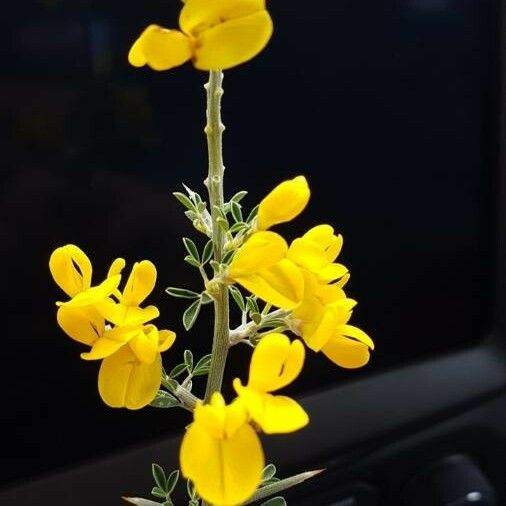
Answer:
[0,0,500,492]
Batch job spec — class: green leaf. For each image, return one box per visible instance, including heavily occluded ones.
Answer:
[202,240,214,264]
[169,363,188,379]
[173,192,195,210]
[262,464,277,482]
[260,497,286,506]
[184,350,193,371]
[182,238,200,263]
[217,216,229,232]
[246,204,259,224]
[246,296,260,315]
[231,190,248,203]
[200,292,213,305]
[161,376,178,391]
[166,470,180,494]
[196,200,207,213]
[184,255,201,268]
[150,391,180,409]
[165,287,200,299]
[122,498,162,506]
[151,487,166,499]
[229,285,245,312]
[193,354,212,376]
[251,313,262,324]
[186,480,197,500]
[162,501,174,506]
[229,222,248,233]
[230,200,243,223]
[183,299,202,331]
[152,464,167,492]
[262,477,281,485]
[222,250,235,265]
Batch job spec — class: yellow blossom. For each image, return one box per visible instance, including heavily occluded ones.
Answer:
[292,272,374,369]
[256,176,310,230]
[180,393,264,506]
[49,245,176,409]
[128,0,273,72]
[288,224,348,283]
[228,231,304,309]
[233,333,309,433]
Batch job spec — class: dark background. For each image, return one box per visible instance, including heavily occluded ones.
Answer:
[1,0,500,491]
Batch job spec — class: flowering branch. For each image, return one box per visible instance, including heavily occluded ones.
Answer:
[203,70,230,403]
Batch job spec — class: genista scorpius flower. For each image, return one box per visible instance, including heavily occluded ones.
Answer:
[180,392,264,506]
[233,333,309,433]
[128,0,273,72]
[49,245,176,409]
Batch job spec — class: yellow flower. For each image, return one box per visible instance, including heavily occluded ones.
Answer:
[180,393,264,506]
[128,0,273,72]
[49,244,122,309]
[288,224,348,283]
[256,176,310,230]
[50,245,176,409]
[233,333,309,434]
[292,272,374,369]
[228,231,304,309]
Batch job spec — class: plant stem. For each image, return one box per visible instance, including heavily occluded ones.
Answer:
[203,70,230,403]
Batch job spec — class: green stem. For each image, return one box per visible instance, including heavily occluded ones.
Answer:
[203,70,230,403]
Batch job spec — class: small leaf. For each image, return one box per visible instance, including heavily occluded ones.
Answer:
[251,313,262,325]
[122,498,162,506]
[229,286,245,312]
[196,201,207,213]
[246,204,259,224]
[184,210,198,221]
[230,200,243,223]
[162,501,174,506]
[262,464,277,482]
[150,391,180,409]
[166,470,180,494]
[184,256,201,268]
[152,464,167,492]
[246,296,260,315]
[231,190,248,203]
[193,354,212,376]
[229,222,248,233]
[200,292,213,305]
[187,480,197,500]
[173,192,194,210]
[222,250,235,265]
[151,487,166,499]
[183,299,202,331]
[217,217,229,232]
[165,287,200,299]
[202,240,214,264]
[161,377,178,391]
[184,350,193,371]
[262,477,281,485]
[260,497,286,506]
[183,238,200,263]
[169,363,188,379]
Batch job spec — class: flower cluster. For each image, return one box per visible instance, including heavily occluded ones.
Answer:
[128,0,273,72]
[180,333,308,505]
[228,176,374,369]
[49,245,176,409]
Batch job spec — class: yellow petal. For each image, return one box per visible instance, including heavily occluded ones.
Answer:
[233,258,303,309]
[49,244,92,298]
[80,327,138,361]
[317,262,348,283]
[128,326,159,364]
[158,328,177,352]
[288,237,329,273]
[56,306,104,345]
[229,231,287,278]
[248,333,305,392]
[192,10,273,70]
[301,305,337,351]
[180,0,266,35]
[128,25,192,71]
[322,335,371,369]
[98,345,161,409]
[233,382,308,434]
[257,176,310,230]
[108,257,126,278]
[60,275,121,308]
[121,260,157,306]
[340,324,375,349]
[97,299,159,327]
[180,422,263,506]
